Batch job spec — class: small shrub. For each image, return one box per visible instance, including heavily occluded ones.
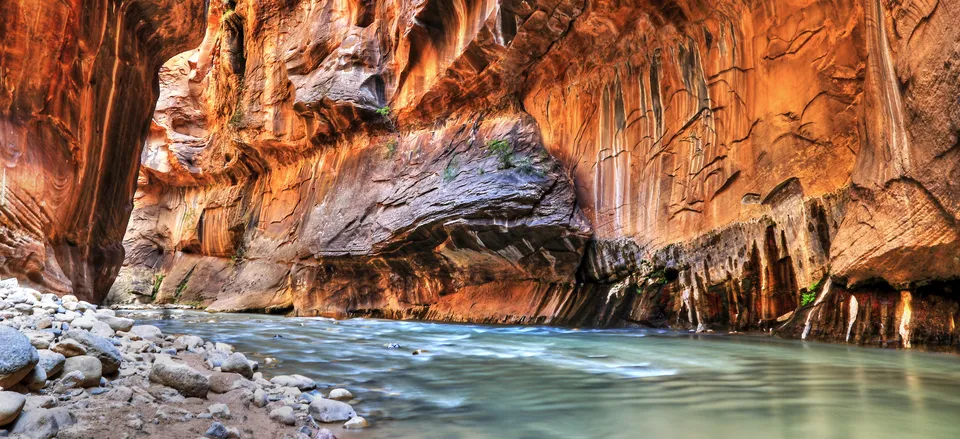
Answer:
[512,155,543,176]
[228,108,244,127]
[376,106,391,117]
[800,290,817,307]
[486,139,513,169]
[383,140,398,158]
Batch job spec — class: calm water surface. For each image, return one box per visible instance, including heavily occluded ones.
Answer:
[123,310,960,439]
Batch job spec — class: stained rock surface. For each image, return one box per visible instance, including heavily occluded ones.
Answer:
[2,1,958,348]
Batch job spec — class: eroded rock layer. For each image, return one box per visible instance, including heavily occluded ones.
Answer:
[87,0,960,347]
[0,0,207,301]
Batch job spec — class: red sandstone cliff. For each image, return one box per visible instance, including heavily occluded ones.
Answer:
[3,0,957,348]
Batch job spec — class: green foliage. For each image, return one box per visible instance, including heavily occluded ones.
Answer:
[486,139,513,169]
[182,208,198,223]
[383,140,398,158]
[376,106,391,117]
[443,156,460,183]
[228,108,244,128]
[800,290,817,307]
[800,278,824,307]
[151,274,164,300]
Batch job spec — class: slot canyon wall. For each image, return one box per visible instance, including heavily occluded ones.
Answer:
[5,0,956,348]
[0,0,207,300]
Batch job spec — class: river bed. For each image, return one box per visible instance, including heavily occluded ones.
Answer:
[122,310,960,439]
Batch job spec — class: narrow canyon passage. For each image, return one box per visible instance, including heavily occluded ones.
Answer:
[0,0,959,436]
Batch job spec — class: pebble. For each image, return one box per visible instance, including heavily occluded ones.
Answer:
[327,388,353,401]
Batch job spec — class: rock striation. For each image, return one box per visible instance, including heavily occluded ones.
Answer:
[2,1,958,349]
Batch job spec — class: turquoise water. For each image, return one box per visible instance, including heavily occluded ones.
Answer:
[125,310,960,439]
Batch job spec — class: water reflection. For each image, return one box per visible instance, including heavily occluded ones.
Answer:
[124,310,960,439]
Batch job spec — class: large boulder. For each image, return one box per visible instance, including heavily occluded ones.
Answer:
[0,326,39,389]
[308,399,357,423]
[61,356,102,388]
[149,361,209,397]
[65,330,122,374]
[0,391,26,426]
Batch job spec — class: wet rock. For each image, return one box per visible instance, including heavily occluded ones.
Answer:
[149,361,210,398]
[270,375,316,390]
[9,407,74,439]
[36,350,65,377]
[65,330,122,374]
[343,416,369,429]
[308,399,356,423]
[51,339,86,358]
[0,326,39,388]
[327,389,352,401]
[0,392,25,426]
[269,406,295,426]
[220,353,253,379]
[61,356,102,388]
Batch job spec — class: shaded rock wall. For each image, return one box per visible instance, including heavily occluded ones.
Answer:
[101,0,960,347]
[0,0,207,301]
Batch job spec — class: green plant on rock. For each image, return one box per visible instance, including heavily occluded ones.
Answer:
[443,155,460,183]
[151,274,165,300]
[486,139,513,169]
[376,106,391,117]
[800,290,817,307]
[228,108,244,127]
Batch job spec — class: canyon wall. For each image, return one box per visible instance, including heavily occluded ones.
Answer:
[40,0,959,348]
[0,0,207,301]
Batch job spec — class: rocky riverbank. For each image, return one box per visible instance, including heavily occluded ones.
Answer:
[0,280,367,438]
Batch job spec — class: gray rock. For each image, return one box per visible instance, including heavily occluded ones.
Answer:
[129,325,163,342]
[0,326,39,389]
[315,428,338,439]
[23,331,54,350]
[65,330,122,374]
[204,350,230,369]
[90,320,115,338]
[101,316,134,332]
[24,395,56,410]
[36,350,65,377]
[9,407,74,439]
[20,364,46,391]
[53,371,85,392]
[252,388,268,408]
[220,353,253,379]
[61,356,101,388]
[204,421,228,439]
[207,403,230,419]
[149,361,210,398]
[214,343,234,353]
[173,335,203,351]
[0,392,25,426]
[308,399,356,423]
[270,374,316,390]
[269,406,296,426]
[105,385,133,403]
[50,339,86,358]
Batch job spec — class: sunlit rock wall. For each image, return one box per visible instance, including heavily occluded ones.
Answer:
[0,0,207,301]
[110,0,960,347]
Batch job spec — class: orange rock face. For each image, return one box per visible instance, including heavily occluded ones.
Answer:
[0,0,207,301]
[7,0,950,347]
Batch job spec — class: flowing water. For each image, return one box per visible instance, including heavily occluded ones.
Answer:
[124,310,960,439]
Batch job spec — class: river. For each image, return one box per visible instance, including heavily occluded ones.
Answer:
[123,310,960,439]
